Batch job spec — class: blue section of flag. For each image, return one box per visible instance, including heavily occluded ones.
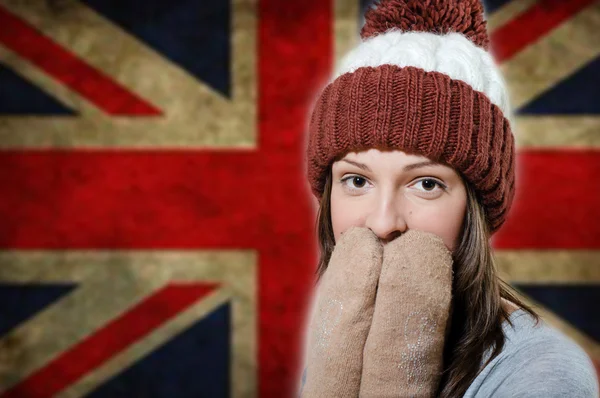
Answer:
[82,0,231,97]
[482,0,512,14]
[0,283,76,336]
[85,302,231,397]
[514,284,600,343]
[519,56,600,115]
[0,65,75,115]
[359,0,375,31]
[360,0,375,13]
[361,0,511,14]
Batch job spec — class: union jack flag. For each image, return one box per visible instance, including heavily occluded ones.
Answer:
[0,0,598,397]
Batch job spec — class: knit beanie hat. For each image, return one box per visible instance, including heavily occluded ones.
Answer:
[306,0,515,234]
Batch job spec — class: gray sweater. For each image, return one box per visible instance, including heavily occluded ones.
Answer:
[299,308,599,397]
[464,308,599,397]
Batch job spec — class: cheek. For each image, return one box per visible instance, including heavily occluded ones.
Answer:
[408,202,465,251]
[330,194,365,243]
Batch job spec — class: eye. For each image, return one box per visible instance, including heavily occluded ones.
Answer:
[411,178,448,194]
[340,175,371,193]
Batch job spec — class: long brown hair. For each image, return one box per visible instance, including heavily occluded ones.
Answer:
[312,166,540,397]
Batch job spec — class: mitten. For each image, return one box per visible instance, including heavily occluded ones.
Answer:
[300,226,383,398]
[359,229,454,397]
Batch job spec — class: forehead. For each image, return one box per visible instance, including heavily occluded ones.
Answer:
[333,149,450,170]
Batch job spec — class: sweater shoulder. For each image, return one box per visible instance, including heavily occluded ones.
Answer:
[463,310,599,397]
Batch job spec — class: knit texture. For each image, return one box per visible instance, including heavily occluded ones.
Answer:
[333,31,511,116]
[306,64,515,234]
[300,226,383,397]
[360,229,454,397]
[361,0,490,50]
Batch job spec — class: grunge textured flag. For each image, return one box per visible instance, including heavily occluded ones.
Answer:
[0,0,599,397]
[0,0,319,396]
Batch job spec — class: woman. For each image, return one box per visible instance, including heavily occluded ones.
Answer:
[299,0,599,396]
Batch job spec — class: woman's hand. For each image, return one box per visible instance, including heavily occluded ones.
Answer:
[300,228,453,398]
[360,229,454,397]
[300,226,383,398]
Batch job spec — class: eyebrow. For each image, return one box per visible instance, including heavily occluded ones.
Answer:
[340,159,438,172]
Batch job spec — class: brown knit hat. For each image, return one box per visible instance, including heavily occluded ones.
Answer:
[306,0,515,235]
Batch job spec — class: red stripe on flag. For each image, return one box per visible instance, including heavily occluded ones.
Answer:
[0,151,263,249]
[493,150,600,249]
[0,6,162,115]
[491,0,596,63]
[258,0,332,396]
[0,151,597,250]
[0,283,216,397]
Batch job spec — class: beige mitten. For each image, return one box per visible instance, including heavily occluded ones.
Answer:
[359,229,454,397]
[300,226,383,398]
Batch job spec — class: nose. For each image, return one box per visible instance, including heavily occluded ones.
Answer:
[364,191,407,245]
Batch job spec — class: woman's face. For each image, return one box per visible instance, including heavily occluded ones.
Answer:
[330,149,468,252]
